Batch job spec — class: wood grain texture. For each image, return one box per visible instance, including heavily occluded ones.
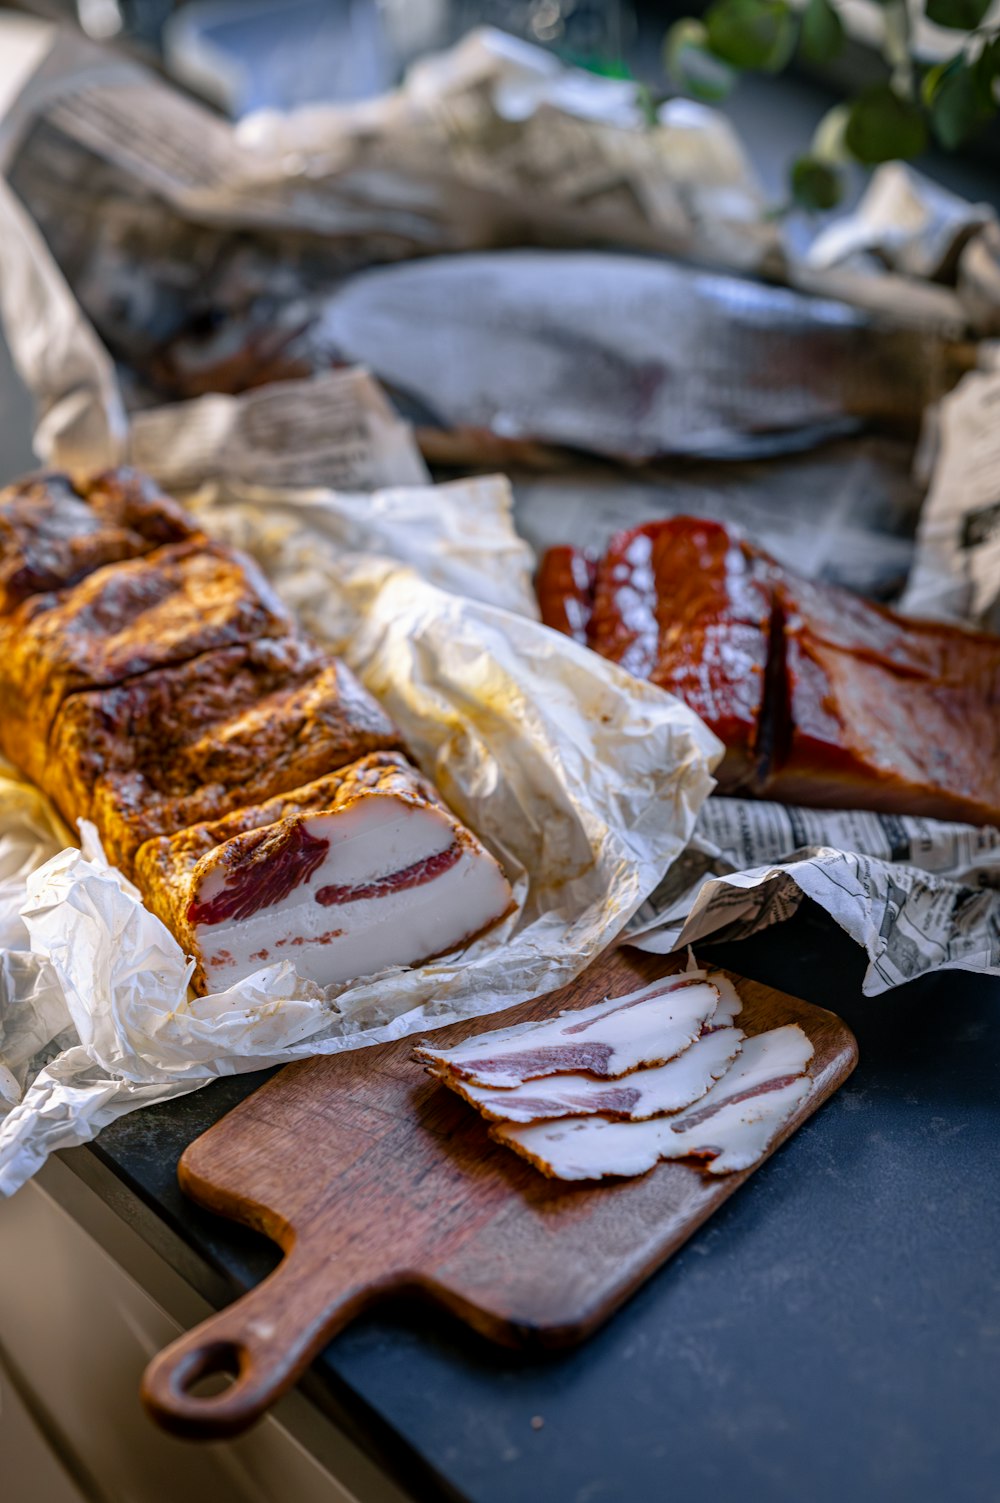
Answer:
[142,950,857,1439]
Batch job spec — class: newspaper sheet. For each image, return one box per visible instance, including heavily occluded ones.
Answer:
[627,800,1000,995]
[900,369,1000,630]
[129,367,429,493]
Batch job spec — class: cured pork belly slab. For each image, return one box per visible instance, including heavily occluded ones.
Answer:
[135,754,514,995]
[493,1025,814,1178]
[539,519,772,792]
[51,638,403,874]
[535,546,595,646]
[414,974,722,1088]
[433,1025,744,1124]
[763,576,1000,826]
[0,467,511,999]
[0,540,292,787]
[0,468,195,614]
[537,516,1000,824]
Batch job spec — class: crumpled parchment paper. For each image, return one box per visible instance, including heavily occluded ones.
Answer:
[0,521,719,1196]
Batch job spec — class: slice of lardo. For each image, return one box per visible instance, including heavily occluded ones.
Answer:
[414,974,722,1088]
[705,973,742,1028]
[491,1025,814,1178]
[137,757,513,994]
[431,1024,744,1124]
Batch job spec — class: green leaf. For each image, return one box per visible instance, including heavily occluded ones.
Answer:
[664,19,738,100]
[972,37,1000,114]
[790,155,844,210]
[921,59,954,109]
[704,0,797,72]
[800,0,844,63]
[925,0,991,30]
[844,85,929,164]
[929,60,986,147]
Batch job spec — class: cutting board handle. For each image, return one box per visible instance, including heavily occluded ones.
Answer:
[141,1242,394,1439]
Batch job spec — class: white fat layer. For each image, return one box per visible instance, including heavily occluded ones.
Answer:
[195,801,510,991]
[706,973,742,1027]
[669,1024,813,1123]
[436,1026,744,1124]
[415,977,720,1087]
[493,1026,814,1179]
[196,799,452,913]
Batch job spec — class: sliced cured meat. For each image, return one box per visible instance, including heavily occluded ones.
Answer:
[704,973,743,1029]
[136,751,443,891]
[50,638,403,873]
[763,578,1000,825]
[492,1025,814,1178]
[0,466,510,1001]
[538,514,1000,825]
[432,1025,744,1124]
[0,468,196,614]
[135,755,513,994]
[536,546,594,645]
[545,518,772,791]
[0,540,292,787]
[413,974,721,1088]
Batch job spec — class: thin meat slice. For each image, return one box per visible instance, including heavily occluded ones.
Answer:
[51,638,403,874]
[0,468,196,614]
[432,1025,744,1124]
[706,973,742,1029]
[0,539,292,787]
[134,754,513,995]
[492,1025,813,1178]
[413,974,721,1088]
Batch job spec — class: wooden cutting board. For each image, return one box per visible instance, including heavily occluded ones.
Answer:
[142,950,857,1439]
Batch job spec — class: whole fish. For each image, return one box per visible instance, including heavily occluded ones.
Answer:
[318,250,973,461]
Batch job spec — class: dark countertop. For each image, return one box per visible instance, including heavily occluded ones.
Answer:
[66,904,1000,1503]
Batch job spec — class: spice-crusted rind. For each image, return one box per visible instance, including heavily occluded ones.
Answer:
[0,539,293,788]
[51,639,405,873]
[0,468,197,614]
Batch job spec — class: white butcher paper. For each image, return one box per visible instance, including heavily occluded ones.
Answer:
[188,471,539,624]
[0,540,720,1194]
[494,1026,814,1179]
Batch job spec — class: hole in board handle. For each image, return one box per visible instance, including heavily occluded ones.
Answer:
[176,1340,244,1401]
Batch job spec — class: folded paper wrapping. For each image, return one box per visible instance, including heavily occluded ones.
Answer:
[187,486,1000,999]
[0,555,720,1196]
[190,472,540,626]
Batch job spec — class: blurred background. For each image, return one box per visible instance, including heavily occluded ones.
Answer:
[2,0,996,218]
